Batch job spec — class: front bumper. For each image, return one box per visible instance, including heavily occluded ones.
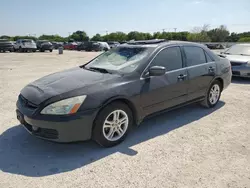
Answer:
[16,101,99,142]
[232,65,250,78]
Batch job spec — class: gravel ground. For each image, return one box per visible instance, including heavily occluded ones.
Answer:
[0,51,250,188]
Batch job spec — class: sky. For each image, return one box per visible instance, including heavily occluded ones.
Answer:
[1,0,250,37]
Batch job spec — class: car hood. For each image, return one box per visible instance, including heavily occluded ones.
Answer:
[223,54,250,63]
[20,67,119,105]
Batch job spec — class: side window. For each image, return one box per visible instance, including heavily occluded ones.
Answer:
[150,47,183,71]
[204,51,213,62]
[184,46,206,67]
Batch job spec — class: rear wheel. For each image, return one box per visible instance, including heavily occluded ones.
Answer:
[201,80,222,108]
[92,102,133,147]
[19,47,23,52]
[50,49,53,52]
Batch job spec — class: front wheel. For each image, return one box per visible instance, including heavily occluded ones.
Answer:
[92,102,133,147]
[50,49,53,52]
[201,80,222,108]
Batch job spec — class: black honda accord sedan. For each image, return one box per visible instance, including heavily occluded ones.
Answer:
[16,39,232,147]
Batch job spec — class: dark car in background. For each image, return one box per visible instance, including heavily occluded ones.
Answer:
[77,41,104,51]
[51,42,63,49]
[16,40,231,147]
[36,40,53,52]
[205,43,226,50]
[0,39,14,52]
[220,43,250,78]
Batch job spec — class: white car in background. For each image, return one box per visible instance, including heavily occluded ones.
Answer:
[14,39,37,52]
[97,42,110,51]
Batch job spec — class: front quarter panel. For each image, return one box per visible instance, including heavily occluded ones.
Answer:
[78,76,143,121]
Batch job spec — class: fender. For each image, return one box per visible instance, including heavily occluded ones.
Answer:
[98,95,144,125]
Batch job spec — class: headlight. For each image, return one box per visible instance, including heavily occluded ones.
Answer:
[41,95,87,115]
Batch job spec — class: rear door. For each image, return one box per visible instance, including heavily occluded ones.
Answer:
[183,46,216,101]
[140,46,189,116]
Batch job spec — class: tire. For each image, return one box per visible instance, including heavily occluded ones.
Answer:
[92,102,133,147]
[200,80,222,108]
[32,49,36,52]
[50,49,53,52]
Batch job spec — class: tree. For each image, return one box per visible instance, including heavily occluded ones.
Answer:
[226,32,240,42]
[207,25,230,42]
[187,25,211,42]
[0,35,11,40]
[69,30,89,41]
[103,32,128,42]
[38,34,65,42]
[12,36,37,41]
[187,33,211,42]
[91,33,103,41]
[238,37,250,42]
[153,32,162,39]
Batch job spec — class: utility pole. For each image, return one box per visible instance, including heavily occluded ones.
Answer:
[174,28,177,32]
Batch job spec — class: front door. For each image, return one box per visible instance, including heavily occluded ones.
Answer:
[140,46,189,116]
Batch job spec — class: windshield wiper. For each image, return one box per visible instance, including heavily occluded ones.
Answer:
[87,67,112,74]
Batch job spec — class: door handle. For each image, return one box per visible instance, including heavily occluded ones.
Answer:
[208,67,215,72]
[177,74,187,80]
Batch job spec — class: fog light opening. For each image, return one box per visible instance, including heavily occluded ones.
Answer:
[32,126,39,132]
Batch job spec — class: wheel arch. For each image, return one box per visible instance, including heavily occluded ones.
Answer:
[214,77,224,91]
[96,96,141,126]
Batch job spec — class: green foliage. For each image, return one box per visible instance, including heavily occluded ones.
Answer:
[12,36,37,41]
[38,34,65,42]
[226,32,240,42]
[207,25,230,42]
[0,26,250,43]
[69,30,89,41]
[102,32,128,42]
[187,32,211,42]
[91,33,103,41]
[238,37,250,42]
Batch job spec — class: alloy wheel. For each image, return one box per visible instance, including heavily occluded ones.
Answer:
[102,110,129,142]
[209,84,220,105]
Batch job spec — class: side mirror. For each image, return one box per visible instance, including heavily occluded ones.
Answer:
[148,66,166,77]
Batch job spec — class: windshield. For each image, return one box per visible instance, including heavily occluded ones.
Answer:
[22,40,34,44]
[85,46,150,73]
[225,45,250,56]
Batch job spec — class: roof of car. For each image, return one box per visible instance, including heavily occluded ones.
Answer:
[122,39,206,49]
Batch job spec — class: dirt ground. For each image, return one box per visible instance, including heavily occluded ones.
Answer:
[0,51,250,188]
